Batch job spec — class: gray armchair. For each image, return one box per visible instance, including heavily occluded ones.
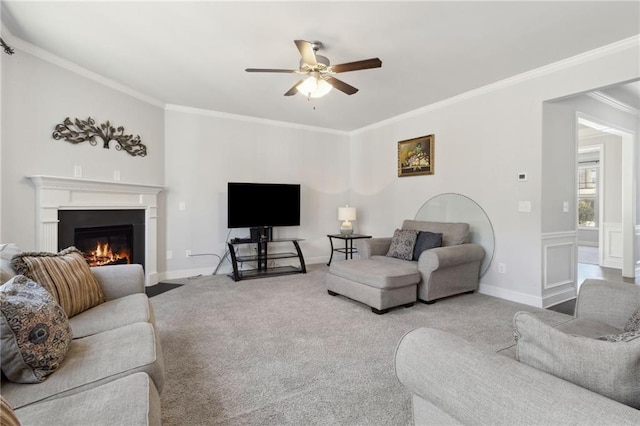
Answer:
[358,220,484,303]
[394,279,640,425]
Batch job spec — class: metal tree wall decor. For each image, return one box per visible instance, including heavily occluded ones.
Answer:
[52,117,147,157]
[0,37,15,55]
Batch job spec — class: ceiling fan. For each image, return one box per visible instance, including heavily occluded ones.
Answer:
[245,40,382,97]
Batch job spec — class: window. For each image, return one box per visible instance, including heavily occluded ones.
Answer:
[578,166,598,227]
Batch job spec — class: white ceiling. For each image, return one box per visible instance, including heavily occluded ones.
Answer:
[2,1,639,132]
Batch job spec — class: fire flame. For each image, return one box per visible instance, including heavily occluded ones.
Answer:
[86,242,131,267]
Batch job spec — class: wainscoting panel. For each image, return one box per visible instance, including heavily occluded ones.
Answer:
[602,222,622,269]
[541,231,577,308]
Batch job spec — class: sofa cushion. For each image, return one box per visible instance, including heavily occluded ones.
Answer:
[514,311,640,409]
[329,258,420,289]
[1,321,164,409]
[11,247,104,318]
[401,220,469,246]
[555,318,622,339]
[386,229,418,261]
[69,293,155,338]
[1,395,21,426]
[14,373,161,426]
[0,275,72,383]
[412,231,443,261]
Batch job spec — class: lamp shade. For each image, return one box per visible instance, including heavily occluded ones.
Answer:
[338,206,356,235]
[338,206,356,221]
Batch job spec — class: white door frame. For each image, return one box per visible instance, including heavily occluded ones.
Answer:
[577,114,636,277]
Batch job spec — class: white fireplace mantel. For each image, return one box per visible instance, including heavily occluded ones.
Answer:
[28,175,165,285]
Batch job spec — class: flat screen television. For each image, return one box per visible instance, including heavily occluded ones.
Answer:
[227,182,301,229]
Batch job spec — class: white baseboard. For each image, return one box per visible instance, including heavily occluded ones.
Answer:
[479,284,543,308]
[542,288,577,308]
[577,241,598,247]
[157,267,216,282]
[157,256,330,282]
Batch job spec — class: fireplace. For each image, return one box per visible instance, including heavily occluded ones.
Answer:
[58,210,145,270]
[28,175,163,285]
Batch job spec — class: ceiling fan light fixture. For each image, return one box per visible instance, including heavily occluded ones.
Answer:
[296,75,333,98]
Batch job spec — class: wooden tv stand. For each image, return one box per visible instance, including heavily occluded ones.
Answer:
[227,238,306,281]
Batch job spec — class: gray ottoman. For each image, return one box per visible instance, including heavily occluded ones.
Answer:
[326,259,420,314]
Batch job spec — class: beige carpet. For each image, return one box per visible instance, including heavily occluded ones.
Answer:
[150,264,571,425]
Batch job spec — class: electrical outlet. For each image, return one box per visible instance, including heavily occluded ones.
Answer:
[179,202,186,211]
[186,250,192,257]
[166,250,173,260]
[73,165,82,177]
[498,263,506,274]
[113,169,121,181]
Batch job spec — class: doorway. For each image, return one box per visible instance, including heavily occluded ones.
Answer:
[576,115,637,284]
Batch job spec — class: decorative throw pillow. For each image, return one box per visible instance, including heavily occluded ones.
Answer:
[624,307,640,332]
[412,231,443,261]
[1,243,20,284]
[386,229,419,261]
[598,329,640,343]
[0,275,72,383]
[513,311,640,409]
[11,247,104,318]
[0,395,21,426]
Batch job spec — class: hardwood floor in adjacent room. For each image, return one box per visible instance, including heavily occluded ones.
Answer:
[548,246,638,316]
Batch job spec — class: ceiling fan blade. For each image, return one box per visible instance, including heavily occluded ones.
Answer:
[331,58,382,73]
[294,40,317,66]
[326,77,358,95]
[284,79,306,96]
[245,68,296,73]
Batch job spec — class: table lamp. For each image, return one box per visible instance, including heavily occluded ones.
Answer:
[338,206,356,235]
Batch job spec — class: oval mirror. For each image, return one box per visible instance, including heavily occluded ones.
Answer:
[415,193,495,276]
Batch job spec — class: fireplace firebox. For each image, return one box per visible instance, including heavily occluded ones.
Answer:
[58,210,145,270]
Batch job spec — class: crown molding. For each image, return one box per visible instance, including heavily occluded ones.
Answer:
[165,104,349,136]
[587,91,639,115]
[2,31,166,109]
[351,35,640,136]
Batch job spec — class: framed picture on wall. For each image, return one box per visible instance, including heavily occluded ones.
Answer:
[397,134,434,177]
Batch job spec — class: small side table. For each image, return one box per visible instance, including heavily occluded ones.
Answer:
[327,234,372,266]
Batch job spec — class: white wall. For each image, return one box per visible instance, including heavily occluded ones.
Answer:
[2,34,638,298]
[1,48,165,249]
[350,39,639,307]
[162,107,350,278]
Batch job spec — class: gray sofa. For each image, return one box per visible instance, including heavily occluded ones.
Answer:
[358,220,485,303]
[395,279,640,425]
[1,244,163,426]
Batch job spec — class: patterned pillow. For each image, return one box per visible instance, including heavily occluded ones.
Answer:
[598,329,640,343]
[11,247,104,318]
[624,307,640,332]
[412,231,443,261]
[0,395,21,426]
[0,275,72,383]
[386,229,419,261]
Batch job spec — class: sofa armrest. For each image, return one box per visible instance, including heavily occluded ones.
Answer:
[417,243,484,272]
[91,264,145,301]
[395,328,640,425]
[357,237,392,258]
[575,279,640,329]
